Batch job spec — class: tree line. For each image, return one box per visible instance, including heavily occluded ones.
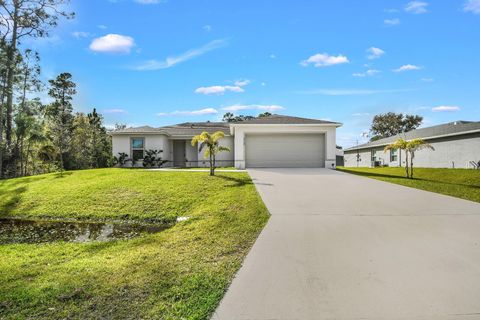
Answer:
[0,0,111,179]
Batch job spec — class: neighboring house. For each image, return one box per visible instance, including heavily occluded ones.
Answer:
[110,114,342,169]
[344,121,480,169]
[336,145,345,167]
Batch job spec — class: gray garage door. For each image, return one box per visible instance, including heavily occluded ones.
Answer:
[245,133,325,168]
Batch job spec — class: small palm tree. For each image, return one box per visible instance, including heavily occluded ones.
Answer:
[384,138,434,179]
[384,138,409,178]
[191,131,230,176]
[405,138,435,179]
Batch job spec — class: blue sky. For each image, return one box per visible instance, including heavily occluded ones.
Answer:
[32,0,480,147]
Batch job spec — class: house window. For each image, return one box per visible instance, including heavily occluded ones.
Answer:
[390,148,398,162]
[371,150,376,162]
[131,138,145,160]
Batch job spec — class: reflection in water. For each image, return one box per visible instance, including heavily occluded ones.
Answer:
[0,218,168,244]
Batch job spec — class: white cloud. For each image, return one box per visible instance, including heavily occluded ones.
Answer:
[405,1,428,14]
[133,39,227,71]
[195,79,250,95]
[103,108,127,114]
[195,85,244,95]
[269,54,276,59]
[234,79,250,86]
[421,77,434,82]
[203,25,212,31]
[384,18,401,26]
[353,69,380,77]
[393,64,422,72]
[432,105,461,112]
[300,53,349,68]
[98,25,107,29]
[464,0,480,14]
[221,104,285,112]
[157,108,219,116]
[367,47,385,60]
[72,31,89,39]
[89,34,135,53]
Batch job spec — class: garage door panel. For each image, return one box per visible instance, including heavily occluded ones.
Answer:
[245,133,325,168]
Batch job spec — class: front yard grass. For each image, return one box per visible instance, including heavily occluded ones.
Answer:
[0,168,269,319]
[337,167,480,203]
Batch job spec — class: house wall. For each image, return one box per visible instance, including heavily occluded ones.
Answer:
[185,143,198,167]
[344,132,480,168]
[195,136,234,167]
[344,149,373,167]
[232,124,338,169]
[409,133,480,168]
[112,135,131,158]
[111,134,171,167]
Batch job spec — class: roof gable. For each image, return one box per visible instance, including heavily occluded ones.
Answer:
[346,120,480,151]
[230,114,341,125]
[110,114,342,136]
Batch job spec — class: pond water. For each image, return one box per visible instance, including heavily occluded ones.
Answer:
[0,218,169,244]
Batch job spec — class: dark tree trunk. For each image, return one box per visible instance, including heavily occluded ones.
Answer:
[410,152,414,179]
[209,150,214,176]
[404,151,409,178]
[0,76,6,178]
[5,5,19,147]
[25,142,31,176]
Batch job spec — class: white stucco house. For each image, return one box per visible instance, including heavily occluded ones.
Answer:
[344,120,480,169]
[110,114,342,169]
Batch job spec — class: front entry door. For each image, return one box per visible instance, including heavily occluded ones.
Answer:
[173,140,186,167]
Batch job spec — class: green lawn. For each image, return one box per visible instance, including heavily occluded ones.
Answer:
[0,169,269,319]
[337,167,480,203]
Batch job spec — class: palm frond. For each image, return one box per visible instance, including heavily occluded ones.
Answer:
[211,131,225,142]
[218,146,230,152]
[407,138,434,151]
[384,138,407,152]
[199,141,206,152]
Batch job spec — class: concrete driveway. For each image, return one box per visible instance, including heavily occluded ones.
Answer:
[213,168,480,320]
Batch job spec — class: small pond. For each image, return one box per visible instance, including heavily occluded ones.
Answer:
[0,218,169,244]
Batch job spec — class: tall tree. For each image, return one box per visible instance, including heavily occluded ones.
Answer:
[0,0,74,147]
[221,112,256,123]
[17,49,42,113]
[70,113,90,169]
[0,39,8,176]
[87,108,103,167]
[222,112,235,122]
[258,112,272,118]
[370,112,423,141]
[46,72,76,171]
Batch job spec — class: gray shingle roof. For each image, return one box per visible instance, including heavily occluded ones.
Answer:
[110,115,341,136]
[345,121,480,151]
[160,122,230,136]
[231,114,341,125]
[110,126,169,134]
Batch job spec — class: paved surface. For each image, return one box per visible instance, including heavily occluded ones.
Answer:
[148,168,242,172]
[212,168,480,320]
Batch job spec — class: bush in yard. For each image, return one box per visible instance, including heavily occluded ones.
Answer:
[114,152,130,167]
[142,149,168,168]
